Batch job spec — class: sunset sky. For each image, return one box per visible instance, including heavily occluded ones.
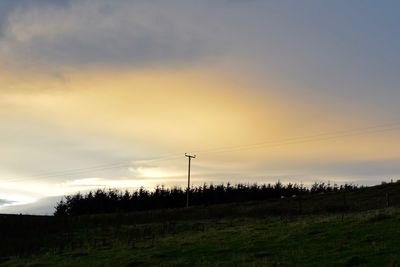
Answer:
[1,0,400,214]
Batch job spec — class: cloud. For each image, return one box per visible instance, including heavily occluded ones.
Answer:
[1,0,400,216]
[0,198,13,206]
[0,196,61,215]
[0,0,71,37]
[0,0,217,70]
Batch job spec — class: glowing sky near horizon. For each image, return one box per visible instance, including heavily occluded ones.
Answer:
[1,0,400,214]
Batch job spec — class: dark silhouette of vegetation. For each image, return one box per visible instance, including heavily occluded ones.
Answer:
[54,182,358,216]
[1,181,400,258]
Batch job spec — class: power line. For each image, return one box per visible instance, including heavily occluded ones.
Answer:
[3,154,183,183]
[29,161,130,178]
[195,121,400,156]
[2,121,400,183]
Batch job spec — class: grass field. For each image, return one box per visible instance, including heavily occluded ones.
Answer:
[2,208,400,266]
[1,183,400,266]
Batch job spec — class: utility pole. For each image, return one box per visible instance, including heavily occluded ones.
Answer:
[185,153,196,208]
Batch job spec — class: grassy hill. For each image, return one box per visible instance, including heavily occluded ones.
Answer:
[1,182,400,266]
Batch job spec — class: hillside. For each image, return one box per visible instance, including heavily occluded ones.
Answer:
[1,182,400,266]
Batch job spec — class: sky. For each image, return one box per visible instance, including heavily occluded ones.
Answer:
[1,0,400,214]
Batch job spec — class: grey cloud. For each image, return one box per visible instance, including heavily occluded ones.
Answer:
[0,0,217,70]
[0,0,70,35]
[0,196,61,215]
[255,159,400,185]
[0,198,13,206]
[314,159,400,179]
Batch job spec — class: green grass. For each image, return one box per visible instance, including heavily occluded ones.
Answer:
[3,208,400,267]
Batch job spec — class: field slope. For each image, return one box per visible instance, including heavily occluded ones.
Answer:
[2,209,400,266]
[1,182,400,266]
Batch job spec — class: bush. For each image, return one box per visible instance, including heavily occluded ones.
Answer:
[54,182,358,216]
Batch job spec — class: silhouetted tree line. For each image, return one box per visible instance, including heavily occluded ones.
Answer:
[54,182,359,216]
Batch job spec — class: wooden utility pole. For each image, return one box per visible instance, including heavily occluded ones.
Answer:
[185,153,196,208]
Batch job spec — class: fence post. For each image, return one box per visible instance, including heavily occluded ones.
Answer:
[386,192,390,208]
[298,196,303,215]
[341,190,347,222]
